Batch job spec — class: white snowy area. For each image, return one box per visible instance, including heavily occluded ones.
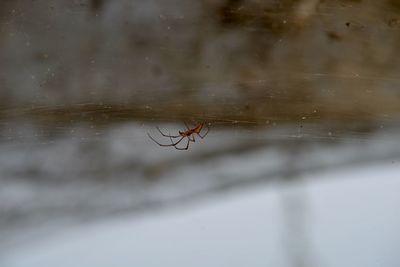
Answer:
[2,162,400,267]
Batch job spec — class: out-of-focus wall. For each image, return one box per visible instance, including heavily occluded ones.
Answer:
[1,0,400,122]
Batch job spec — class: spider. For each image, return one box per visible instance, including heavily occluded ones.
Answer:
[148,122,210,150]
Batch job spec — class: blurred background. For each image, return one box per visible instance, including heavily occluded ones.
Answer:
[1,0,400,266]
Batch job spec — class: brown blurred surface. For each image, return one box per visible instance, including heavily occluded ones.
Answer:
[0,0,399,128]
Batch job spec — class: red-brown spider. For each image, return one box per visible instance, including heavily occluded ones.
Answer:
[148,122,210,150]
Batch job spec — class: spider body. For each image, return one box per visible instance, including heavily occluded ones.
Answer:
[179,123,203,136]
[148,122,209,150]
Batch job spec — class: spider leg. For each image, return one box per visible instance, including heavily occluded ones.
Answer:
[148,133,184,147]
[190,134,195,142]
[184,122,191,130]
[171,135,186,146]
[174,137,190,150]
[197,124,210,139]
[156,127,180,138]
